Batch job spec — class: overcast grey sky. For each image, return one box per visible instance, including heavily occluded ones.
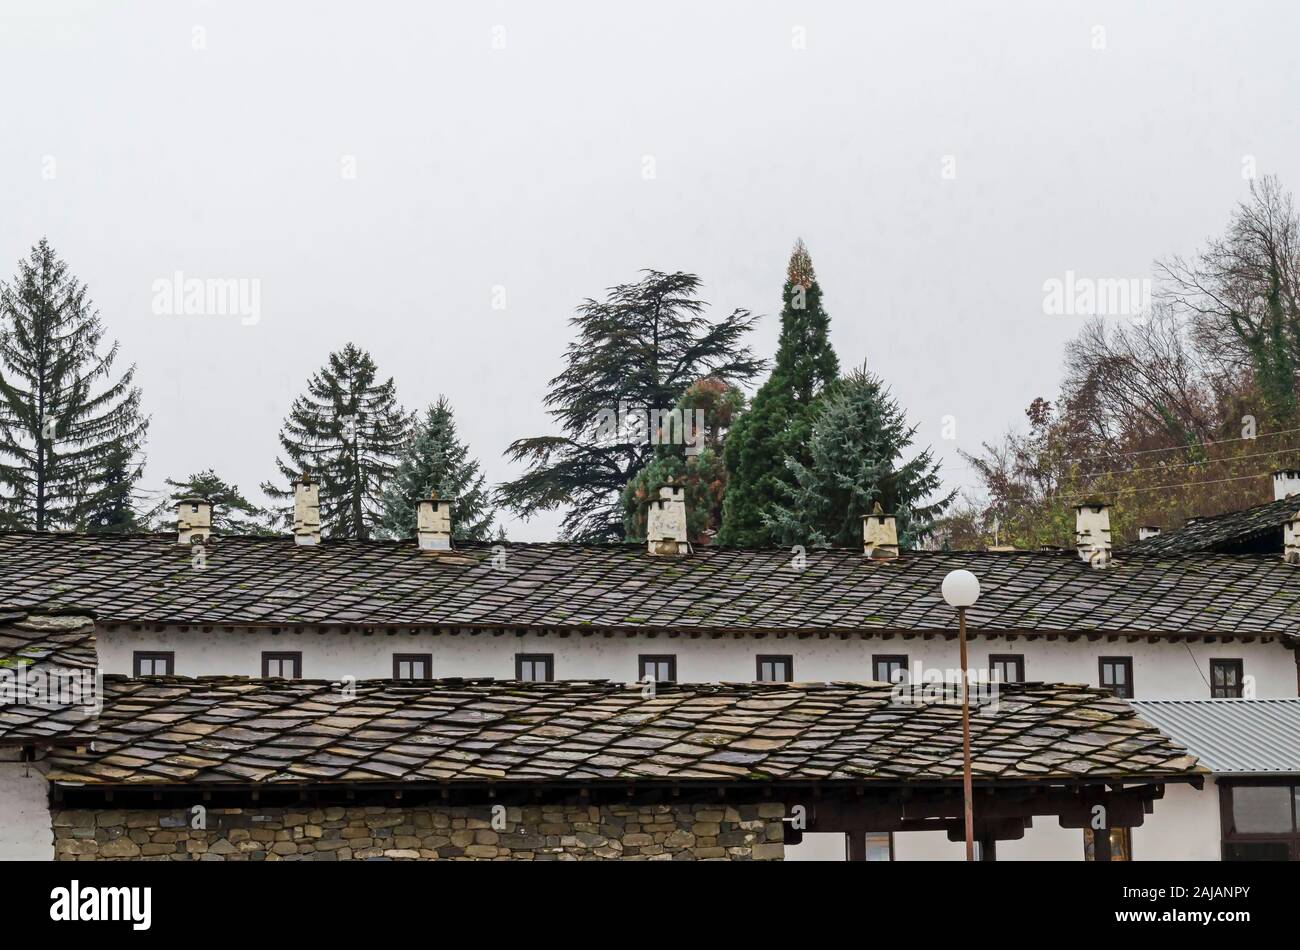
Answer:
[3,1,1298,539]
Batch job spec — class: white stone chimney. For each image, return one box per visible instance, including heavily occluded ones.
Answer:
[293,474,321,546]
[862,502,899,560]
[1075,502,1112,568]
[646,485,690,555]
[416,496,454,551]
[177,497,211,545]
[1273,469,1300,501]
[1285,513,1300,565]
[1138,526,1161,541]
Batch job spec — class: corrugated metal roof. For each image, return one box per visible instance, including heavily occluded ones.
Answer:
[1130,699,1300,774]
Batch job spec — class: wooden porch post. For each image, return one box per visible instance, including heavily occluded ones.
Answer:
[846,831,866,861]
[1093,826,1112,862]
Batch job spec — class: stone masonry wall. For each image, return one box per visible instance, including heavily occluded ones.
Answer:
[51,802,786,861]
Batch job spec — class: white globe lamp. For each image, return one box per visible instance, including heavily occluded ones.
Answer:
[942,569,980,608]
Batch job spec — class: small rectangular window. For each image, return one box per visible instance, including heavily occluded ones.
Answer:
[1099,657,1134,699]
[393,654,432,681]
[262,652,302,679]
[1210,659,1244,698]
[638,655,677,683]
[133,651,174,676]
[516,654,554,682]
[989,654,1025,683]
[1229,785,1293,834]
[872,655,908,684]
[756,655,793,683]
[1221,782,1300,860]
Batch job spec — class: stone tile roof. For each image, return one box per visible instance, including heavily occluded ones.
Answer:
[0,532,1297,637]
[45,677,1201,788]
[1127,496,1300,555]
[0,610,99,745]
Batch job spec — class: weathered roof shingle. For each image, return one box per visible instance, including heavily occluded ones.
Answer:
[0,610,98,745]
[1,532,1298,636]
[45,677,1201,787]
[1128,496,1300,555]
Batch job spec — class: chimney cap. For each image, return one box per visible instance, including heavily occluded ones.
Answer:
[415,495,457,505]
[1272,470,1300,500]
[861,500,895,520]
[177,495,209,506]
[1073,499,1110,511]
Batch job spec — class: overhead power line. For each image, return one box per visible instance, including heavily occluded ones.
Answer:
[1048,470,1269,502]
[1057,425,1300,464]
[1075,446,1300,480]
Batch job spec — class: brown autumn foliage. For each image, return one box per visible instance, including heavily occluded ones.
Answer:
[939,177,1300,550]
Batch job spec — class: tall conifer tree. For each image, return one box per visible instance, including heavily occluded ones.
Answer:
[149,469,276,535]
[718,240,838,545]
[0,239,148,531]
[265,343,410,539]
[380,396,495,541]
[498,271,764,541]
[766,365,952,547]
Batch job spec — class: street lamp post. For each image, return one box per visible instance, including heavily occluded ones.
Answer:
[941,569,981,862]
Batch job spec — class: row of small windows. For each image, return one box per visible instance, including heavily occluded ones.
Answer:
[129,651,1250,698]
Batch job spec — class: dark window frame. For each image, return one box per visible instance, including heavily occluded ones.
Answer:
[637,654,677,683]
[1210,659,1245,698]
[1098,656,1135,699]
[1218,779,1300,861]
[988,654,1025,683]
[393,653,433,681]
[132,651,174,676]
[756,655,794,683]
[261,651,303,679]
[515,653,554,682]
[872,654,909,684]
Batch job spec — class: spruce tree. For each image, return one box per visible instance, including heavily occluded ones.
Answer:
[0,238,149,531]
[498,271,764,541]
[148,469,276,535]
[264,343,410,539]
[766,365,953,548]
[78,442,145,533]
[380,396,495,541]
[718,240,838,546]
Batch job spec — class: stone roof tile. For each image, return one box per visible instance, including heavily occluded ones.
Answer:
[45,677,1201,788]
[2,533,1298,636]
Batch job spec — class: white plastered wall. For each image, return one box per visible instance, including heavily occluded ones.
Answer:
[0,750,53,860]
[96,627,1297,700]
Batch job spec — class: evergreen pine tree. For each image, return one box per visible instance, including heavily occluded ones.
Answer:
[718,239,838,546]
[379,396,495,541]
[498,271,764,541]
[0,238,149,531]
[78,442,145,533]
[148,469,276,535]
[766,365,953,548]
[264,343,410,539]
